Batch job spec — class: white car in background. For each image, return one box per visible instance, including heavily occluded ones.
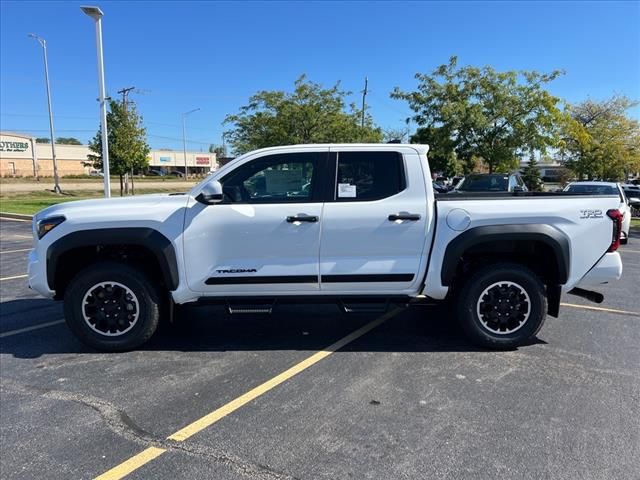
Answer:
[564,181,631,244]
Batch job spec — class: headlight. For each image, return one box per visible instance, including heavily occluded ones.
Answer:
[37,216,65,239]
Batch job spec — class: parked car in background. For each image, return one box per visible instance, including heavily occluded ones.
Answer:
[622,184,640,217]
[147,170,165,177]
[564,181,631,244]
[451,176,464,188]
[432,181,449,194]
[453,173,528,193]
[622,184,640,200]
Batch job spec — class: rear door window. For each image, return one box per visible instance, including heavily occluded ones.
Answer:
[334,151,406,201]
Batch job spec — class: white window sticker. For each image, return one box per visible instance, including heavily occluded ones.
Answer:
[338,183,357,198]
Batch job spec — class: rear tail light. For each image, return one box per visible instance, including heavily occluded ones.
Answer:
[606,209,623,252]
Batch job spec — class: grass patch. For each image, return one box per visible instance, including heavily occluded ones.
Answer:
[1,176,193,183]
[631,218,640,228]
[0,188,187,215]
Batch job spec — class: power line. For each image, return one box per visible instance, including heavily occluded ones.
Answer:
[1,112,220,133]
[3,128,213,146]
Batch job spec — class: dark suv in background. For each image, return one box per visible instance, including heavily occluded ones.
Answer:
[453,173,528,193]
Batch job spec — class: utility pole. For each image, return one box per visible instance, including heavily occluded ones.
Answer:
[118,86,135,194]
[182,108,200,180]
[361,76,368,129]
[29,34,62,193]
[117,86,135,112]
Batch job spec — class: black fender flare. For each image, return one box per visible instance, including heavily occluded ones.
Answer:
[47,228,179,291]
[440,224,570,286]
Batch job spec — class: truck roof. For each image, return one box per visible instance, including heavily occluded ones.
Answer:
[241,143,430,156]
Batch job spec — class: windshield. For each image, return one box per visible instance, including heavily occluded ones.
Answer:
[565,184,617,195]
[456,174,509,192]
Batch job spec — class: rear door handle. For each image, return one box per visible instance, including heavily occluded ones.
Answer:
[287,214,318,223]
[388,213,421,221]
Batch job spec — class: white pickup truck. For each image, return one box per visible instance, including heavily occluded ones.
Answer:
[28,144,624,351]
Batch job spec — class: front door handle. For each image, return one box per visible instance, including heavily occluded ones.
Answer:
[287,214,319,223]
[388,213,421,221]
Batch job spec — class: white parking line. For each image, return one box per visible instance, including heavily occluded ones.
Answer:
[0,234,33,240]
[0,274,28,282]
[0,319,65,338]
[0,248,32,254]
[0,216,32,223]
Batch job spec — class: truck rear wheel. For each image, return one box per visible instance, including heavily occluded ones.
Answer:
[456,263,547,349]
[63,262,161,352]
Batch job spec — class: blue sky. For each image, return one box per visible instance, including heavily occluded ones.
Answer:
[1,1,639,151]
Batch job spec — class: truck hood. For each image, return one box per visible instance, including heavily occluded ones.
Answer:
[35,193,190,223]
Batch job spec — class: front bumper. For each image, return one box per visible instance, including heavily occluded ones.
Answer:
[28,249,55,298]
[574,252,623,288]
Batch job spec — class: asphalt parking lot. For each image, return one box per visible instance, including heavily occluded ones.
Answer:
[1,216,639,480]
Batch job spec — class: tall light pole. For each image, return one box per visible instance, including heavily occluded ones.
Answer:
[81,5,111,198]
[182,108,200,180]
[28,34,61,193]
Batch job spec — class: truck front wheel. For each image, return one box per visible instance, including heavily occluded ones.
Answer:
[456,263,547,349]
[63,262,161,352]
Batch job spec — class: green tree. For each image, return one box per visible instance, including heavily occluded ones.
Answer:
[520,155,543,191]
[391,56,564,173]
[35,137,50,143]
[382,128,408,143]
[209,143,227,157]
[88,99,150,195]
[559,96,640,181]
[56,137,82,145]
[224,75,383,154]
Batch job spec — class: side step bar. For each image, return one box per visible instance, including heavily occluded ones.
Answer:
[568,288,604,304]
[227,302,275,314]
[339,299,390,314]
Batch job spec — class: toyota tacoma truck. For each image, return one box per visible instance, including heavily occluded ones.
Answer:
[27,144,624,351]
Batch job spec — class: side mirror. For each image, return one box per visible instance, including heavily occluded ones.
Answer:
[513,185,525,193]
[196,180,224,205]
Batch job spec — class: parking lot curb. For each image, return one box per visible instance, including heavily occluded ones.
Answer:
[0,212,33,221]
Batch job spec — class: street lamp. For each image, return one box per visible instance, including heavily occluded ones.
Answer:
[81,5,111,198]
[28,34,61,193]
[182,108,200,180]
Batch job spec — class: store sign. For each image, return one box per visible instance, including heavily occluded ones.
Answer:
[195,156,210,165]
[0,141,29,152]
[159,156,171,163]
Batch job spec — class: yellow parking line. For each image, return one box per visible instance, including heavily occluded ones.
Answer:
[0,274,28,282]
[94,447,166,480]
[0,248,32,254]
[561,302,640,317]
[0,320,65,338]
[93,307,401,479]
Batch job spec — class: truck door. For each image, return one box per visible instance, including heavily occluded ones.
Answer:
[319,149,431,294]
[183,149,328,295]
